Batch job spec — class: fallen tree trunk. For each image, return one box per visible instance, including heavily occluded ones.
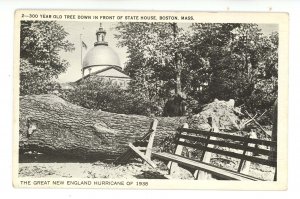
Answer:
[19,94,187,160]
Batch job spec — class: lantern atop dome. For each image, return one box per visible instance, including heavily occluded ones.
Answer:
[95,23,108,46]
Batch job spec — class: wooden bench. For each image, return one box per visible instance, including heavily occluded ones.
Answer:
[114,119,158,168]
[152,122,277,181]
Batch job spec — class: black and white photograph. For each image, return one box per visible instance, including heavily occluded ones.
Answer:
[13,10,288,189]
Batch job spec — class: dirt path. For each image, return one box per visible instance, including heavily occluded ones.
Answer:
[18,160,194,179]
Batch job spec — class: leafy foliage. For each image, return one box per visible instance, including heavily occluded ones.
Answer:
[61,77,155,116]
[190,24,278,122]
[20,21,74,95]
[115,23,278,123]
[115,23,194,102]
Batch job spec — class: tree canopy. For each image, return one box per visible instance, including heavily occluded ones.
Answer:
[20,21,75,95]
[115,22,278,123]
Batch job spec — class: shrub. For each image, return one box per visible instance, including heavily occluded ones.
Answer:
[61,78,154,115]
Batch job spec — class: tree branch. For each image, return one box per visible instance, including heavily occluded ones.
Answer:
[244,110,271,138]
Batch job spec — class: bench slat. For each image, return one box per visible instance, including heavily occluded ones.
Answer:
[177,140,276,167]
[178,134,277,157]
[179,128,276,147]
[152,152,261,181]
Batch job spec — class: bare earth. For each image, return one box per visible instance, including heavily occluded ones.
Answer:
[18,159,194,179]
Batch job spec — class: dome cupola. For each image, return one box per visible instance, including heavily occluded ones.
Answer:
[95,23,108,46]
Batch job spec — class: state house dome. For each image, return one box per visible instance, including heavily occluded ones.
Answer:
[82,45,121,69]
[82,23,121,72]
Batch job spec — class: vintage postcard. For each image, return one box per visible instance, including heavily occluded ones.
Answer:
[13,10,288,190]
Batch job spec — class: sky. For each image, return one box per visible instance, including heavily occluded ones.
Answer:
[57,22,278,83]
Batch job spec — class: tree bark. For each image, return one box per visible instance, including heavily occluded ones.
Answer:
[19,94,187,160]
[171,22,182,95]
[175,70,182,95]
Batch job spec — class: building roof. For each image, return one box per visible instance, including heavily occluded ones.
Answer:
[91,66,130,78]
[76,66,130,83]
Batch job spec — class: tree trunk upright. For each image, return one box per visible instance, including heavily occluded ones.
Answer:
[175,70,182,95]
[171,22,182,95]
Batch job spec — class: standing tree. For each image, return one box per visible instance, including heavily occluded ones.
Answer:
[20,21,75,95]
[190,23,240,103]
[115,22,199,107]
[191,23,278,122]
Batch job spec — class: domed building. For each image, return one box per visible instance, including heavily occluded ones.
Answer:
[78,24,130,89]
